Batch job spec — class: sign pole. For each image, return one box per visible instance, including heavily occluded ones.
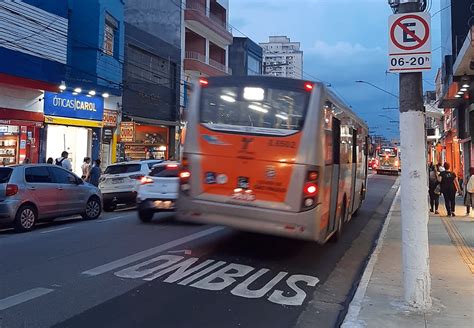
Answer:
[395,1,432,310]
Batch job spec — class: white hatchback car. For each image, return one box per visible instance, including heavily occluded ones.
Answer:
[136,162,180,222]
[99,160,164,211]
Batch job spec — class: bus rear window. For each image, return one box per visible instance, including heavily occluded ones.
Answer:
[200,86,309,134]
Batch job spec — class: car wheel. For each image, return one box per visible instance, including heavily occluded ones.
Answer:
[138,210,153,222]
[82,197,102,220]
[103,202,117,212]
[14,205,37,232]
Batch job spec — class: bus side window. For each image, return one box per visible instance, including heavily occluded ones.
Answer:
[332,118,341,165]
[352,129,358,164]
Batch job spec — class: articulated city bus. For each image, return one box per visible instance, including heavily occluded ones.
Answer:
[177,76,369,243]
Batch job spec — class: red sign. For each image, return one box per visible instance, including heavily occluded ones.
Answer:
[120,122,135,143]
[103,109,118,127]
[390,15,429,51]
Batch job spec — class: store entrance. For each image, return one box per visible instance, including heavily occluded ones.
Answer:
[46,125,91,175]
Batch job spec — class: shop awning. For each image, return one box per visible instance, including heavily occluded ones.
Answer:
[453,27,474,77]
[124,115,179,127]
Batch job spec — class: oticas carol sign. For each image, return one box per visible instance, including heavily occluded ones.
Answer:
[43,91,104,121]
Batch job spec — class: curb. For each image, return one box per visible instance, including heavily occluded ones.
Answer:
[341,184,401,328]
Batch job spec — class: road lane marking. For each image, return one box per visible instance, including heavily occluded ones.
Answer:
[114,254,319,306]
[0,288,54,310]
[39,227,72,234]
[82,226,225,276]
[97,215,127,223]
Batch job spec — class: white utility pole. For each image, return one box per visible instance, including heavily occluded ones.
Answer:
[389,0,432,310]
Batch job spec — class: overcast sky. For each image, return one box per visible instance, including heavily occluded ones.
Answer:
[230,0,443,140]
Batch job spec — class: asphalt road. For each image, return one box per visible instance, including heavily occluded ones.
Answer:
[0,173,398,328]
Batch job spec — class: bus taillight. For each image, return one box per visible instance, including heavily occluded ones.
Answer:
[304,183,317,196]
[302,170,318,210]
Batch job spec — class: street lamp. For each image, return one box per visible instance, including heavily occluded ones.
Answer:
[355,80,399,99]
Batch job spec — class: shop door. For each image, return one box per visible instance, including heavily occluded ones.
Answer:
[48,167,88,214]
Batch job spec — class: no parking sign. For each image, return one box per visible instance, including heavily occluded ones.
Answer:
[388,12,431,73]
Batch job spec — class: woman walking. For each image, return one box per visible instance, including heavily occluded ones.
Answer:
[439,162,461,217]
[428,163,440,214]
[464,168,474,216]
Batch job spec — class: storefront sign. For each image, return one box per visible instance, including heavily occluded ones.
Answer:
[44,91,104,121]
[120,122,135,142]
[103,128,113,143]
[103,109,118,127]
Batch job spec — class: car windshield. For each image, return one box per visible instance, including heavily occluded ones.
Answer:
[104,164,141,174]
[150,165,179,178]
[380,148,397,157]
[200,85,309,134]
[0,168,12,183]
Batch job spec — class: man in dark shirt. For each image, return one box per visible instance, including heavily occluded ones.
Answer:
[87,159,102,187]
[439,162,461,216]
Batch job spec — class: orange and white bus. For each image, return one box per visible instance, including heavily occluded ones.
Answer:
[177,76,369,243]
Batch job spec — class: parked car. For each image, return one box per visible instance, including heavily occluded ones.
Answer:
[0,164,102,232]
[136,162,180,222]
[99,160,164,211]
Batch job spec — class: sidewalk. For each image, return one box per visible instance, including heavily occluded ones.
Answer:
[342,190,474,328]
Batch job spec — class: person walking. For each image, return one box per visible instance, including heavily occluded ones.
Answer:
[55,151,72,171]
[439,162,461,217]
[81,157,91,180]
[464,167,474,216]
[87,159,102,187]
[428,163,440,214]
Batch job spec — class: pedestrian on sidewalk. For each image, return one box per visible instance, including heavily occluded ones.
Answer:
[55,151,72,171]
[439,162,461,217]
[428,163,440,214]
[464,167,474,216]
[81,157,91,180]
[87,159,101,187]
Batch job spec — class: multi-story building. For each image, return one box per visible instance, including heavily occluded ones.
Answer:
[259,36,303,79]
[0,0,124,173]
[437,0,474,181]
[229,37,263,76]
[121,0,182,161]
[182,0,233,81]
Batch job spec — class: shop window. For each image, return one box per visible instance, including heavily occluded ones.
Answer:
[25,167,53,183]
[104,13,118,57]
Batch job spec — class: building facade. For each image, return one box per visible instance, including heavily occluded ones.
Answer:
[120,0,182,161]
[0,0,69,166]
[0,0,124,174]
[229,37,263,76]
[259,36,303,79]
[438,0,474,182]
[183,0,232,81]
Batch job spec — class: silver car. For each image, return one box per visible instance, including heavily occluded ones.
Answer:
[0,164,102,232]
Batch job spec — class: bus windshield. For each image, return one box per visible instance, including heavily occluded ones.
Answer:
[380,148,398,157]
[200,85,309,135]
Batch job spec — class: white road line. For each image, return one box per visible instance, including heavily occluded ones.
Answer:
[0,288,54,311]
[39,227,71,234]
[82,226,225,276]
[97,215,126,223]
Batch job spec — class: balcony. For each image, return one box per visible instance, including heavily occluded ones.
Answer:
[184,51,232,76]
[185,0,233,45]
